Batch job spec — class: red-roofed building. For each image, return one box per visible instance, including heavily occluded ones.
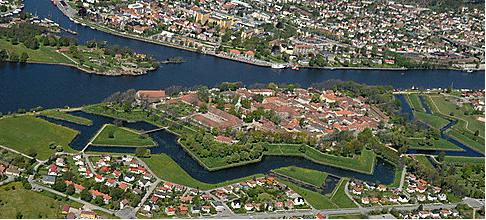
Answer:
[136,90,166,103]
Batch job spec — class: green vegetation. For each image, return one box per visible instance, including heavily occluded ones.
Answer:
[442,156,485,166]
[407,137,463,151]
[41,110,92,126]
[266,144,376,174]
[328,214,365,219]
[142,153,263,190]
[415,155,435,170]
[91,124,155,147]
[329,178,357,208]
[272,166,327,186]
[389,167,404,188]
[277,179,338,210]
[446,129,485,154]
[0,115,78,160]
[407,94,424,112]
[0,182,65,218]
[414,111,449,130]
[0,38,75,64]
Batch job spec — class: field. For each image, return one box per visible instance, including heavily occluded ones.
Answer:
[415,155,435,170]
[41,110,92,126]
[0,116,78,160]
[272,166,328,186]
[406,94,425,112]
[142,153,264,190]
[414,111,450,130]
[442,156,485,166]
[329,178,357,208]
[0,182,65,218]
[277,179,338,210]
[265,144,376,174]
[91,124,156,147]
[428,95,484,138]
[407,137,464,151]
[0,38,75,64]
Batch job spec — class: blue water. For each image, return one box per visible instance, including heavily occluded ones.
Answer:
[40,111,396,185]
[0,0,484,114]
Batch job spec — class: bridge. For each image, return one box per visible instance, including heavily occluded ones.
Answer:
[140,127,167,134]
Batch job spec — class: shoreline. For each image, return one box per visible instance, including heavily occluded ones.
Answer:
[53,3,484,72]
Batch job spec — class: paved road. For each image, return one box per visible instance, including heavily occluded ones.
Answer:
[0,176,15,186]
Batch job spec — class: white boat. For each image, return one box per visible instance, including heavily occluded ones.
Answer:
[466,69,474,73]
[271,64,286,69]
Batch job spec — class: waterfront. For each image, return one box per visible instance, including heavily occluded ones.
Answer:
[0,0,484,114]
[40,111,396,185]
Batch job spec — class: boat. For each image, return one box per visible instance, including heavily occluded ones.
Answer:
[292,66,299,70]
[271,64,286,69]
[466,69,474,73]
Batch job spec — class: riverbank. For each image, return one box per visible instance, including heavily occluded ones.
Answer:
[53,2,481,71]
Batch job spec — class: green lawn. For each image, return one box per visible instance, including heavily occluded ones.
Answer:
[428,95,484,138]
[442,156,485,166]
[0,115,78,160]
[407,94,424,112]
[41,110,92,126]
[329,178,357,208]
[0,182,65,218]
[389,167,404,188]
[414,111,450,130]
[272,166,328,186]
[446,129,485,154]
[328,214,365,219]
[415,155,435,170]
[265,144,376,174]
[91,124,156,147]
[142,153,264,190]
[0,38,75,64]
[277,179,338,210]
[407,137,464,151]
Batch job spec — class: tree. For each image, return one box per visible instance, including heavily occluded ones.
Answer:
[66,185,75,195]
[80,189,92,201]
[20,52,29,62]
[135,147,148,157]
[437,151,445,162]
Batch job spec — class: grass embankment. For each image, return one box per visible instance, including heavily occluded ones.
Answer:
[329,178,357,208]
[142,153,263,190]
[0,115,78,160]
[407,94,425,112]
[328,214,365,219]
[0,182,66,218]
[446,129,485,154]
[0,38,74,64]
[389,167,404,188]
[91,124,156,147]
[415,155,435,170]
[406,138,464,151]
[272,166,327,187]
[429,95,484,138]
[41,110,92,126]
[414,111,450,130]
[266,144,376,174]
[277,177,356,210]
[441,156,485,166]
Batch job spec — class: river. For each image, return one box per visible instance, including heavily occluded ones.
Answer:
[0,0,484,114]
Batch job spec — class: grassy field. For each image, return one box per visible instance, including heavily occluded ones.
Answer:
[442,156,485,166]
[389,167,404,188]
[265,144,376,174]
[142,153,264,190]
[329,178,357,208]
[407,137,464,151]
[414,111,450,130]
[277,179,338,210]
[328,214,365,219]
[407,94,424,112]
[446,128,485,154]
[0,38,75,64]
[0,115,78,160]
[41,110,92,126]
[91,124,156,147]
[415,155,435,170]
[0,182,65,218]
[428,95,484,138]
[272,166,328,186]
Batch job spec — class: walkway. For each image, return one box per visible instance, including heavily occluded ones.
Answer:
[399,166,407,190]
[0,145,40,162]
[140,127,167,134]
[81,124,107,152]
